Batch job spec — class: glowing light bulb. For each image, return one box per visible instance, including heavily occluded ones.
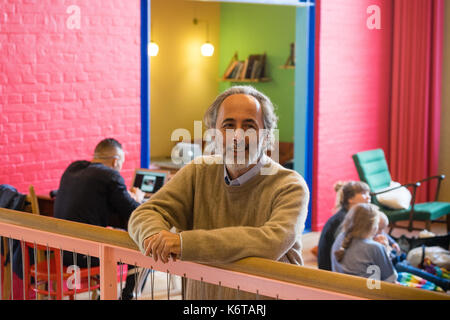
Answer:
[201,42,214,57]
[148,42,159,57]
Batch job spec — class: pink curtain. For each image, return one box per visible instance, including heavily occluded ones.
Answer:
[389,0,444,203]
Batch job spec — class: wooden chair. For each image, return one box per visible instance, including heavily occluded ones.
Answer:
[25,185,40,215]
[1,185,39,299]
[24,186,130,299]
[1,235,12,299]
[353,149,450,233]
[23,185,101,300]
[23,243,101,300]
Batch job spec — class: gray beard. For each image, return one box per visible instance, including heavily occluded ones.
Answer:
[223,139,264,172]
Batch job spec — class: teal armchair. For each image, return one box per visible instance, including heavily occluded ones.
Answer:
[352,149,450,234]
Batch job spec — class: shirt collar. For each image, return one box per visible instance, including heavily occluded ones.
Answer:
[224,155,269,186]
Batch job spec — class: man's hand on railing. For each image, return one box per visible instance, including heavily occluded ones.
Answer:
[143,230,181,264]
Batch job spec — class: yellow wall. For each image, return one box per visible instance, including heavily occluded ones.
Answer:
[439,1,450,201]
[150,0,220,158]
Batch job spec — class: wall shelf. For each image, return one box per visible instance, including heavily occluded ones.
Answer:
[222,52,268,83]
[220,77,271,83]
[279,65,295,70]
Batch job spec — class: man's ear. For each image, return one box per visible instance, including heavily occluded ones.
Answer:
[112,157,119,170]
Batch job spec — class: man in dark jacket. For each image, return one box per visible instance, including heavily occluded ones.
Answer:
[54,138,143,228]
[54,138,146,299]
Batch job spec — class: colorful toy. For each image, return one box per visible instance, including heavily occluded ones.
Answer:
[397,272,444,292]
[421,257,450,280]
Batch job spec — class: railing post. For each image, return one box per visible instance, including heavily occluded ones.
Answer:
[100,245,117,300]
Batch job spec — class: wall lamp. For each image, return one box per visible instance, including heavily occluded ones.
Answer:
[193,18,214,57]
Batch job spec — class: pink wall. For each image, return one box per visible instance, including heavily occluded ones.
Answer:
[0,0,141,195]
[312,0,393,231]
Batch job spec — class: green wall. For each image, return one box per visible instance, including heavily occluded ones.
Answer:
[218,3,296,142]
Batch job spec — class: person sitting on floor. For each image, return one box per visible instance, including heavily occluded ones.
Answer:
[331,203,398,283]
[373,212,402,259]
[317,181,371,271]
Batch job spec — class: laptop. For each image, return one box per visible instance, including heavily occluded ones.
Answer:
[131,169,170,200]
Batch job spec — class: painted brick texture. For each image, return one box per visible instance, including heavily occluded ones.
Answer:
[0,0,141,195]
[313,0,392,230]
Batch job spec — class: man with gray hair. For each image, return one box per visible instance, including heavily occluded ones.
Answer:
[128,86,309,299]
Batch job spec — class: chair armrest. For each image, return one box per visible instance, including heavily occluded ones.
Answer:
[416,175,445,184]
[370,182,421,197]
[415,175,446,201]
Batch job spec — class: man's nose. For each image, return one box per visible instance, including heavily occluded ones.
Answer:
[233,128,245,141]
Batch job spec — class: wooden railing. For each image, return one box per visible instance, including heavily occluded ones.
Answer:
[0,207,448,300]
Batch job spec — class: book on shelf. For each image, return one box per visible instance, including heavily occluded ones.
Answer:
[256,53,266,79]
[284,43,295,67]
[250,60,260,79]
[240,58,249,79]
[223,52,239,79]
[222,52,268,81]
[224,60,238,79]
[245,54,258,79]
[229,61,242,79]
[248,53,266,79]
[236,62,244,79]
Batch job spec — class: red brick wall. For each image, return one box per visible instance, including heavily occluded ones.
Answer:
[312,0,393,230]
[0,0,141,195]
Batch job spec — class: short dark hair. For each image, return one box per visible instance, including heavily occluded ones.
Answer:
[94,138,122,158]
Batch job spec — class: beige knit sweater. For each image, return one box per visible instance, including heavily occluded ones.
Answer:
[128,155,309,299]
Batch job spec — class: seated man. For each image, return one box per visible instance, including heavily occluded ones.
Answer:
[54,138,146,299]
[128,86,310,299]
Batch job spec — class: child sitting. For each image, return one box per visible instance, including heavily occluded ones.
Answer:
[331,203,398,283]
[317,181,371,271]
[373,212,402,258]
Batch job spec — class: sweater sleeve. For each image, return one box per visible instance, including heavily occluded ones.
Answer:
[180,177,309,264]
[127,163,195,253]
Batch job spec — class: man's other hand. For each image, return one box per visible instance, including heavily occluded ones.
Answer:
[129,187,145,203]
[143,230,181,264]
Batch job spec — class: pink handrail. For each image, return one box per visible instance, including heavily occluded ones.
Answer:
[0,208,448,300]
[0,218,357,300]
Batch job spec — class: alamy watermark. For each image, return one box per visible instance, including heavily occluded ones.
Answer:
[66,265,81,290]
[66,5,81,30]
[367,5,381,30]
[366,265,381,290]
[170,121,280,175]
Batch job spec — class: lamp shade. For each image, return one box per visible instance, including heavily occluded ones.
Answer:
[148,41,159,57]
[201,42,214,57]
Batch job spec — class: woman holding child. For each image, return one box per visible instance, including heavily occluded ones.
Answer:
[331,203,398,283]
[317,181,371,270]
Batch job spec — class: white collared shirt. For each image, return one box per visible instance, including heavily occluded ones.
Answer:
[224,155,269,186]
